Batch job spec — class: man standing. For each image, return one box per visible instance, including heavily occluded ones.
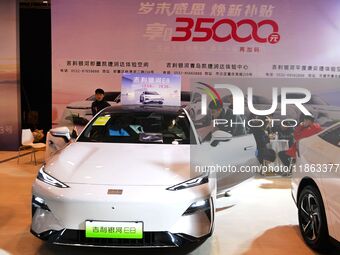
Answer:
[91,88,111,116]
[278,115,322,166]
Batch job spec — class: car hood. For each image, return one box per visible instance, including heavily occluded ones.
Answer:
[45,142,193,186]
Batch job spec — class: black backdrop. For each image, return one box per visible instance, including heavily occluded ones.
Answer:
[19,5,51,138]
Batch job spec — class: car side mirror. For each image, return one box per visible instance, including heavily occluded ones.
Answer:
[71,129,78,139]
[50,126,71,143]
[210,130,232,147]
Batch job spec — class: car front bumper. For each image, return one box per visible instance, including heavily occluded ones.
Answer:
[30,228,211,248]
[31,180,215,247]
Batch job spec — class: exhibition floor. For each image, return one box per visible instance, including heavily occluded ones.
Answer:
[0,151,326,255]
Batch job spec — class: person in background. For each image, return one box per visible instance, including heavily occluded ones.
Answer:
[91,88,111,116]
[276,124,294,147]
[278,115,322,167]
[249,115,271,164]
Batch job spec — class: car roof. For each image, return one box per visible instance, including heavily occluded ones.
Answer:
[101,104,185,115]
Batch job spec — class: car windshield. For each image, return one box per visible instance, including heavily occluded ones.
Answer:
[78,109,192,144]
[278,94,327,105]
[319,124,340,148]
[309,95,327,105]
[145,91,159,95]
[226,95,272,104]
[253,96,272,104]
[86,92,120,101]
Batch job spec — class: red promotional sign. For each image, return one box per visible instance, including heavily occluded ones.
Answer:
[172,18,280,43]
[51,0,340,126]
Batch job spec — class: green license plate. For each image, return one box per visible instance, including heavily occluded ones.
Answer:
[85,221,143,239]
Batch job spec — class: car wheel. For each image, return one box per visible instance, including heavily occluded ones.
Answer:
[298,185,330,252]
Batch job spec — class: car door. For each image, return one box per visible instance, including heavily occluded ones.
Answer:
[215,115,258,192]
[193,115,258,193]
[315,125,340,241]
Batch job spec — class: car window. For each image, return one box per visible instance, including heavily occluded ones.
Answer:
[278,93,304,103]
[309,96,327,105]
[78,110,193,144]
[232,115,247,136]
[145,91,159,95]
[221,113,247,136]
[192,93,201,103]
[221,95,232,104]
[194,108,247,143]
[254,96,272,105]
[318,124,340,148]
[278,94,327,105]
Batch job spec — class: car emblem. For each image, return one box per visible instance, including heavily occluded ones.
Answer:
[107,189,123,195]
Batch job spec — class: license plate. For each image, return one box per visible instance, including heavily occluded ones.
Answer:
[85,221,143,239]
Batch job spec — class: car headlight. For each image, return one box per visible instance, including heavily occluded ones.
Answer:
[37,166,69,188]
[183,199,211,215]
[166,173,209,191]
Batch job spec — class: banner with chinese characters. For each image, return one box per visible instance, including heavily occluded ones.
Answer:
[52,0,340,125]
[0,0,20,150]
[121,73,181,106]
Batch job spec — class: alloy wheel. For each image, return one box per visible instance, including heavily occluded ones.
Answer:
[300,193,321,241]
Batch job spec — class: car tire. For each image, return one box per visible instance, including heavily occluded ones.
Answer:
[298,185,330,252]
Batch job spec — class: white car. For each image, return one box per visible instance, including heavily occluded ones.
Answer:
[139,91,164,104]
[32,105,258,248]
[279,93,340,127]
[65,91,121,122]
[47,92,191,159]
[292,122,340,251]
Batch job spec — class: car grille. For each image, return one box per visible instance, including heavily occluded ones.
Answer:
[48,230,185,248]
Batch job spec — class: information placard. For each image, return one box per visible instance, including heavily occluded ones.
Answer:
[121,73,181,106]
